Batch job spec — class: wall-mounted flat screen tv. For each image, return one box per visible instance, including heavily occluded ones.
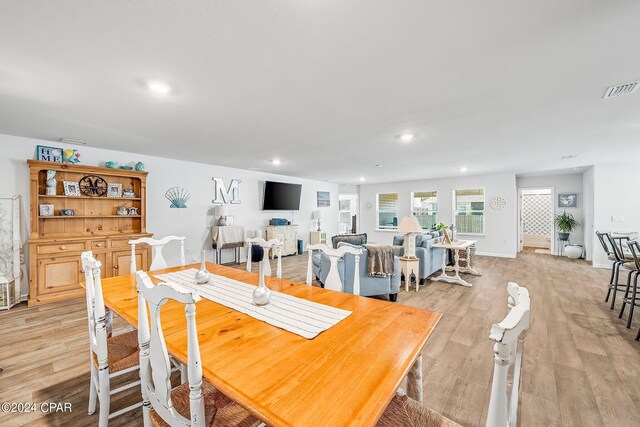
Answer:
[262,181,302,211]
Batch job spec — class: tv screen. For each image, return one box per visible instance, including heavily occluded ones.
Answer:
[263,181,302,211]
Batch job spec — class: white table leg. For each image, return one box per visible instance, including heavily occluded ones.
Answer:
[404,264,409,292]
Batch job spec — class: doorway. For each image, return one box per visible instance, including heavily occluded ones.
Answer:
[519,188,554,254]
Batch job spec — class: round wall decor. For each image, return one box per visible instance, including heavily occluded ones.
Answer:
[490,196,507,210]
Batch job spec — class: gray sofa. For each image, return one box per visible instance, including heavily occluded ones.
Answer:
[311,242,400,301]
[393,232,446,282]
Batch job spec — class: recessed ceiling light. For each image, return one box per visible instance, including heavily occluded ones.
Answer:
[360,177,366,182]
[146,80,172,95]
[271,159,281,166]
[561,154,578,159]
[459,166,468,172]
[396,133,417,143]
[374,164,382,168]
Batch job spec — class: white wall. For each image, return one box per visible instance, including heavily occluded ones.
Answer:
[359,172,518,258]
[517,173,584,249]
[0,134,338,295]
[592,161,640,268]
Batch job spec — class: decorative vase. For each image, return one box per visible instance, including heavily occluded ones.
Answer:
[105,161,118,168]
[135,161,145,171]
[558,232,570,241]
[252,263,271,306]
[195,250,211,284]
[45,170,56,195]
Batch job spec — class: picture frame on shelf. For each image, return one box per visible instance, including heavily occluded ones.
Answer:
[122,189,135,198]
[107,183,123,198]
[39,204,54,217]
[60,209,75,216]
[226,215,234,225]
[36,145,63,163]
[63,181,81,196]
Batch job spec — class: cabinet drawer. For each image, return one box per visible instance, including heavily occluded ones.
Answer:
[111,239,132,249]
[37,242,85,255]
[91,240,108,250]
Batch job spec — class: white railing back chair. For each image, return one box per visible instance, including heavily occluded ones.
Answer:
[136,271,261,427]
[129,235,186,274]
[305,244,363,295]
[82,251,141,427]
[245,237,283,278]
[376,282,530,427]
[485,282,530,427]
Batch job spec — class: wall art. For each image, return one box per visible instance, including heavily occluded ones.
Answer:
[165,187,191,208]
[558,193,578,208]
[212,177,241,204]
[36,145,63,163]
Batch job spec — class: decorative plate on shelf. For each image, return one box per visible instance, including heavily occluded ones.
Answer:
[79,175,108,197]
[490,196,507,210]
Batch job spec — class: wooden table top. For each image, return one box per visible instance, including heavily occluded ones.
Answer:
[97,262,442,427]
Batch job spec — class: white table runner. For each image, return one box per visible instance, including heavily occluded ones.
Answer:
[154,269,352,339]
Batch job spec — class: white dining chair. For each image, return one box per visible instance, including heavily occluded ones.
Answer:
[128,235,186,273]
[82,251,141,427]
[136,271,262,427]
[305,243,362,295]
[245,237,283,278]
[377,282,530,427]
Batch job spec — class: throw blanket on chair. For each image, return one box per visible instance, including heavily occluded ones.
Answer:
[363,244,395,277]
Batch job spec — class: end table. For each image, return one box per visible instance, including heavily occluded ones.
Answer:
[399,257,420,292]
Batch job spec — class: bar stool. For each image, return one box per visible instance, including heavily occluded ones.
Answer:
[601,232,633,309]
[596,232,623,307]
[619,240,640,328]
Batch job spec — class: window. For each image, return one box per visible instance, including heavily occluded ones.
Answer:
[412,191,437,229]
[453,189,485,234]
[377,193,398,230]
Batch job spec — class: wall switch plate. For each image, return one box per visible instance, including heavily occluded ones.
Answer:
[611,216,625,222]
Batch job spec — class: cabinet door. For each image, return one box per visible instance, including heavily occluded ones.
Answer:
[111,249,148,276]
[36,253,106,296]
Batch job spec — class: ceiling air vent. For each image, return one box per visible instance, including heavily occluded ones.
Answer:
[603,81,639,98]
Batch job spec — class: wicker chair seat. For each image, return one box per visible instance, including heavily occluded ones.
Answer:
[92,330,139,373]
[150,380,261,427]
[377,395,461,427]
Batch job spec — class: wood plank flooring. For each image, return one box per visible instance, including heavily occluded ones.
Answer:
[1,250,639,426]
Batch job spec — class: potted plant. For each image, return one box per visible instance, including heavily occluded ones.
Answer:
[555,210,579,241]
[434,223,447,236]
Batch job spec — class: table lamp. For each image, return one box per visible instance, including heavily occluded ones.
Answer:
[217,204,229,226]
[313,210,324,231]
[397,216,422,258]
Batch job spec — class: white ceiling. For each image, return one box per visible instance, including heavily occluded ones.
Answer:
[1,1,639,184]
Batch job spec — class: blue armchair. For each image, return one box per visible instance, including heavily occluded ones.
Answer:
[311,242,401,301]
[393,233,446,282]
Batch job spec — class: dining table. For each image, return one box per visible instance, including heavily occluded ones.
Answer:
[96,262,442,427]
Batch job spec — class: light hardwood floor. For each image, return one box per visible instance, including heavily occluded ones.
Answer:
[1,251,639,426]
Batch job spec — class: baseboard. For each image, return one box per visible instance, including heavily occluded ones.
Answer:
[476,251,516,259]
[592,263,611,269]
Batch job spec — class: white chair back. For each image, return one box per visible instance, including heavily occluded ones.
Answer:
[82,251,109,369]
[136,271,204,426]
[128,236,186,273]
[245,237,283,278]
[486,282,531,427]
[306,244,363,295]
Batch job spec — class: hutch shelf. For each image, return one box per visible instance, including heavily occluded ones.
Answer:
[27,160,153,306]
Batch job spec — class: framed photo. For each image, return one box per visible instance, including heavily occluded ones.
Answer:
[317,191,331,207]
[122,189,135,198]
[36,145,63,163]
[63,181,81,196]
[226,215,234,225]
[39,204,54,216]
[558,193,578,208]
[107,183,123,198]
[60,209,75,216]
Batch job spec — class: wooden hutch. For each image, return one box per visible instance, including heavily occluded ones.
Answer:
[27,160,152,306]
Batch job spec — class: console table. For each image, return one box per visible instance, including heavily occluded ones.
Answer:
[432,240,481,287]
[211,225,246,264]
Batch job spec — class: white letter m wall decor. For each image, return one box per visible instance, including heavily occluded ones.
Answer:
[212,177,241,204]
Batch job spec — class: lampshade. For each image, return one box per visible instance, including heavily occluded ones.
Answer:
[313,210,324,220]
[218,204,229,216]
[397,216,422,233]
